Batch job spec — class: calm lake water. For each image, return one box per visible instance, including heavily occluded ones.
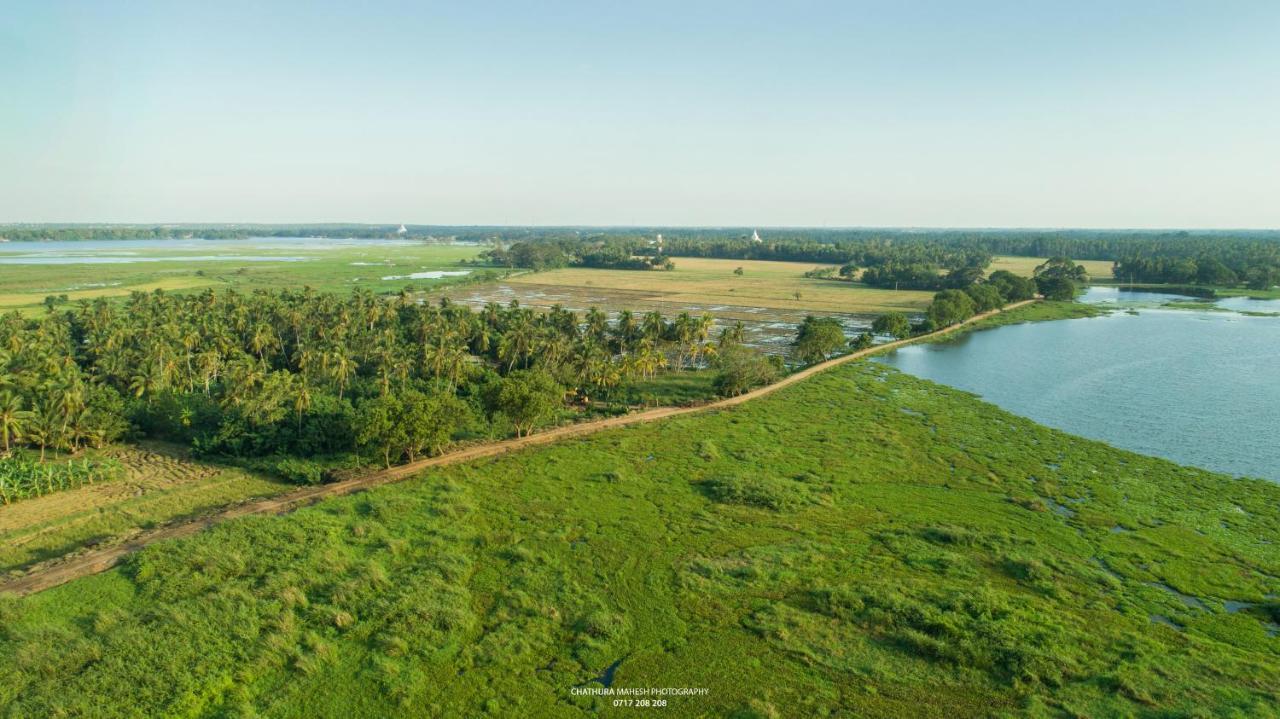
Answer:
[0,237,429,264]
[876,288,1280,481]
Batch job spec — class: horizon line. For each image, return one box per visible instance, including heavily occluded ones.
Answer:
[3,222,1279,233]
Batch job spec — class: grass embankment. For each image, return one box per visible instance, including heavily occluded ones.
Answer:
[508,258,934,314]
[928,300,1108,339]
[1219,286,1280,300]
[2,363,1277,717]
[1090,281,1280,301]
[1159,300,1279,317]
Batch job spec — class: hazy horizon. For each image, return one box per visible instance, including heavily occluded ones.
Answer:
[3,222,1280,233]
[4,1,1279,228]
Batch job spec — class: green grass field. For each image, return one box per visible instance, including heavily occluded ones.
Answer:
[3,363,1277,717]
[510,258,935,314]
[0,243,486,311]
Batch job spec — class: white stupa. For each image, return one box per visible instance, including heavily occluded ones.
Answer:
[751,229,762,243]
[397,224,408,235]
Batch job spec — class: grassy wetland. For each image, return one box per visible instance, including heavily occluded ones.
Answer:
[1,229,1278,717]
[9,0,1280,713]
[2,363,1278,717]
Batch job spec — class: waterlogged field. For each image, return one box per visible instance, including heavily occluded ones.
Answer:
[3,364,1278,717]
[0,239,486,311]
[987,255,1115,280]
[445,258,934,353]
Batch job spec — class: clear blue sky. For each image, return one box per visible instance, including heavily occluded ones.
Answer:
[3,1,1278,227]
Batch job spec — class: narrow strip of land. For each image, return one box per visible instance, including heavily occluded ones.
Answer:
[0,300,1034,597]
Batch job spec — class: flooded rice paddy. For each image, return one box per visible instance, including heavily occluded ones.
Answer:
[440,282,885,355]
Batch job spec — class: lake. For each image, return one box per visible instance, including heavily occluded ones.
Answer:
[876,288,1280,481]
[0,237,437,264]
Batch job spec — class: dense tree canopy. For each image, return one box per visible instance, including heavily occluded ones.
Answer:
[0,287,726,478]
[712,344,781,397]
[871,313,912,340]
[483,238,673,271]
[927,290,979,328]
[963,284,1004,313]
[494,369,563,437]
[986,271,1038,302]
[1034,257,1089,283]
[792,316,848,365]
[1035,276,1076,301]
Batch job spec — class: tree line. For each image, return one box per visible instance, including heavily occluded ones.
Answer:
[779,259,1059,371]
[482,230,1279,291]
[10,225,1276,290]
[866,260,1072,339]
[481,238,674,272]
[1113,255,1279,290]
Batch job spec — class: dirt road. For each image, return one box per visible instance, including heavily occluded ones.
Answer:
[0,300,1033,597]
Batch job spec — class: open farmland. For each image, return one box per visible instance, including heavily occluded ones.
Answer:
[987,255,1115,280]
[441,258,934,353]
[0,239,487,312]
[0,443,289,574]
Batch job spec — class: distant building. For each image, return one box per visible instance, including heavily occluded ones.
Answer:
[751,230,762,243]
[397,224,408,235]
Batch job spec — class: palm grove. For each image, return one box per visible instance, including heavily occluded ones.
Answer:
[0,288,773,495]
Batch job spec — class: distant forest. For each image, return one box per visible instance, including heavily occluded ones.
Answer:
[472,228,1280,291]
[4,224,1278,288]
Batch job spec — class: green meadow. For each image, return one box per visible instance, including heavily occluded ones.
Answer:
[2,362,1277,718]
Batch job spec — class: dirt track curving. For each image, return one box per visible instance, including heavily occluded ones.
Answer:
[0,300,1034,597]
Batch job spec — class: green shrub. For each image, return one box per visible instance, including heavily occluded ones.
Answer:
[272,457,327,485]
[700,474,807,511]
[812,583,1069,688]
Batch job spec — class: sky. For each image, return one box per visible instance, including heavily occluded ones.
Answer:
[2,1,1279,228]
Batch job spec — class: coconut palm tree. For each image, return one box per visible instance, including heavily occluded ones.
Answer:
[613,309,640,352]
[641,311,666,343]
[26,404,59,462]
[498,314,536,372]
[584,307,609,344]
[293,381,312,431]
[718,321,747,347]
[328,349,357,401]
[0,391,29,455]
